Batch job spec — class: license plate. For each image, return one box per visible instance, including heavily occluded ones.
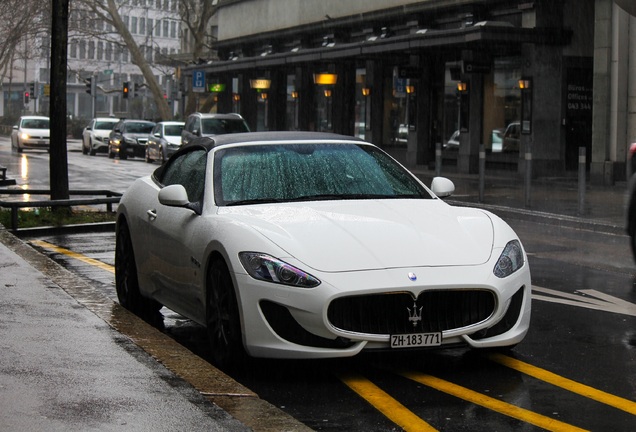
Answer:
[390,332,442,348]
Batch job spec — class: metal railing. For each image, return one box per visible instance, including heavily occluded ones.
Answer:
[0,189,121,232]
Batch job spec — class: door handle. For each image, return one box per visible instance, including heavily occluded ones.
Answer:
[146,209,157,220]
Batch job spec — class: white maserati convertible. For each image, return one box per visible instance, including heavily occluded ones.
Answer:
[115,131,531,367]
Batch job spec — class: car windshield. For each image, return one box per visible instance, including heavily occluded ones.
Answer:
[21,119,49,129]
[214,143,431,206]
[164,124,184,136]
[201,118,249,135]
[95,121,117,130]
[125,122,154,133]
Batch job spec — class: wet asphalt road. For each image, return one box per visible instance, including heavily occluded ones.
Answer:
[2,139,635,430]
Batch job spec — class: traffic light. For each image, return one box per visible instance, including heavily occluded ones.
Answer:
[133,83,139,98]
[85,77,93,95]
[29,82,35,98]
[24,91,30,104]
[122,81,129,99]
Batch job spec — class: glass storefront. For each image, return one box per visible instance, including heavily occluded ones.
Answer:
[484,57,522,154]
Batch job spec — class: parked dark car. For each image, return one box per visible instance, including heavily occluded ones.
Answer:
[108,119,156,160]
[626,142,636,261]
[181,113,250,146]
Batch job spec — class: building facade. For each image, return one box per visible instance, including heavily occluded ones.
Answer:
[186,0,636,184]
[1,0,182,122]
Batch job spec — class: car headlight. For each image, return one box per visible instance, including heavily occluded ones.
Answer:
[493,240,524,278]
[20,132,30,140]
[239,252,320,288]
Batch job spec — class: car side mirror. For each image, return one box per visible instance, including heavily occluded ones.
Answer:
[158,184,189,207]
[431,177,455,198]
[154,132,161,137]
[158,184,201,214]
[12,125,17,130]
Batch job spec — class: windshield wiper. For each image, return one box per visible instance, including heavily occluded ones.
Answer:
[226,197,288,206]
[225,193,424,206]
[286,193,423,202]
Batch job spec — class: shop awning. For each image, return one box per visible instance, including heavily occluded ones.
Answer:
[184,24,570,75]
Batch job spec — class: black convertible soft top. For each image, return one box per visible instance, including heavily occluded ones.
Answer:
[185,131,366,152]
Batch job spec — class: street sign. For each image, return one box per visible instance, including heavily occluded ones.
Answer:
[192,70,205,93]
[393,77,407,98]
[104,69,113,75]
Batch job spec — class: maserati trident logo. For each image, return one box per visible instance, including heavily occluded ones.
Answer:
[407,302,423,327]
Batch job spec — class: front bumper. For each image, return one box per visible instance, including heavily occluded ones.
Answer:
[235,262,531,359]
[20,137,50,149]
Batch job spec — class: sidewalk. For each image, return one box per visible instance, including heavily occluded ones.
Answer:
[0,229,250,431]
[0,227,311,432]
[409,164,628,236]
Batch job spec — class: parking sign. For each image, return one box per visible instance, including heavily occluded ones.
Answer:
[192,70,205,93]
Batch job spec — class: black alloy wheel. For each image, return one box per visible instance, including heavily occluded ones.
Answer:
[115,220,162,322]
[206,259,245,369]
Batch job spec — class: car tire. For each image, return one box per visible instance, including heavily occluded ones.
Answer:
[145,148,153,163]
[89,140,96,156]
[115,221,162,321]
[82,140,88,155]
[206,258,245,369]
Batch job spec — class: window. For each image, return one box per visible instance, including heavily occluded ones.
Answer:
[163,20,169,37]
[147,18,153,36]
[79,40,86,59]
[139,18,145,35]
[131,17,138,34]
[88,41,95,59]
[70,40,77,58]
[97,42,103,60]
[160,149,207,204]
[171,21,176,38]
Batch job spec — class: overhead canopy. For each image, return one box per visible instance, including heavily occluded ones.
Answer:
[616,0,636,16]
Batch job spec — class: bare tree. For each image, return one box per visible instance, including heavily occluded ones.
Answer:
[74,0,173,120]
[0,0,50,85]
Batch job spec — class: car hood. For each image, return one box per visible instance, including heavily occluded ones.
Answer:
[164,136,181,145]
[21,128,49,137]
[218,200,494,272]
[123,133,150,140]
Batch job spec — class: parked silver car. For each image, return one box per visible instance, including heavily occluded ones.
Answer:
[145,121,185,164]
[181,113,250,146]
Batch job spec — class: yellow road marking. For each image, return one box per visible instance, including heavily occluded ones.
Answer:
[489,353,636,416]
[30,239,114,274]
[401,371,588,432]
[338,373,438,432]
